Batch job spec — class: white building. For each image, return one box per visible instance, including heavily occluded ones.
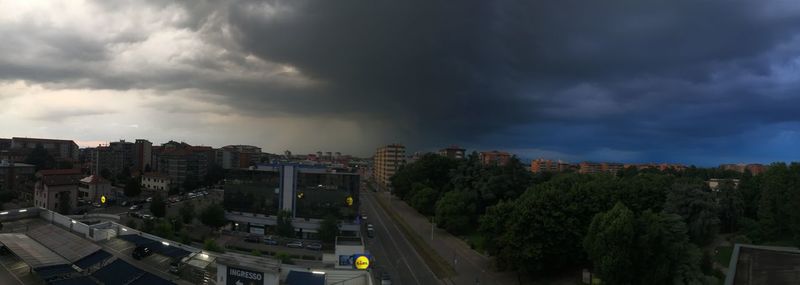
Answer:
[34,169,82,213]
[78,175,113,203]
[142,172,171,192]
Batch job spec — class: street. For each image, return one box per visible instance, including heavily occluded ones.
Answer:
[361,191,441,285]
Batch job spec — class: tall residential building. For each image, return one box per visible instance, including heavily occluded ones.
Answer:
[479,150,512,166]
[8,137,79,162]
[438,145,466,159]
[34,169,82,214]
[92,140,135,177]
[216,145,262,169]
[578,162,624,175]
[530,158,571,173]
[0,160,35,200]
[156,144,208,191]
[134,139,152,172]
[374,144,406,190]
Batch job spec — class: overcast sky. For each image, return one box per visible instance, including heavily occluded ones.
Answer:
[1,0,800,165]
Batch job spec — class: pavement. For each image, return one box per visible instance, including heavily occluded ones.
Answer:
[372,190,519,285]
[361,191,442,285]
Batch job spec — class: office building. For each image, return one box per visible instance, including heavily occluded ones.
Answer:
[479,150,512,166]
[34,169,82,214]
[224,164,360,239]
[216,145,262,170]
[373,144,405,190]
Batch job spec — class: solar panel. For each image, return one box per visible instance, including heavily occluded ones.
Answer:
[91,259,144,285]
[130,272,176,285]
[0,233,69,268]
[74,250,112,269]
[27,224,101,263]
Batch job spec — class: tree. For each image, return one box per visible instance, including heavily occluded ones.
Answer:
[124,180,142,197]
[317,215,340,243]
[584,203,636,285]
[435,191,476,235]
[664,179,720,246]
[390,154,459,200]
[57,191,71,214]
[276,210,295,237]
[203,238,224,253]
[478,200,515,256]
[150,193,166,218]
[152,220,175,240]
[584,204,709,285]
[717,180,744,233]
[25,143,55,171]
[200,203,226,229]
[179,201,195,224]
[408,184,438,216]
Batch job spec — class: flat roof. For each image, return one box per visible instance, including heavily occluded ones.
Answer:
[27,224,101,263]
[0,233,68,268]
[726,244,800,285]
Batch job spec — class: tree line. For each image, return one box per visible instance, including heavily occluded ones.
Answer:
[391,153,800,283]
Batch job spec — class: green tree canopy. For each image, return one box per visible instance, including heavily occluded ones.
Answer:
[584,202,636,285]
[200,203,226,229]
[317,215,340,243]
[149,193,166,218]
[434,191,476,235]
[179,200,195,224]
[664,179,720,246]
[276,210,294,237]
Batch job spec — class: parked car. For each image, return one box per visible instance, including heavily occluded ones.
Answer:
[361,215,368,221]
[367,228,375,238]
[141,214,154,221]
[305,243,322,251]
[121,201,129,206]
[286,240,303,248]
[169,259,183,274]
[132,246,153,259]
[145,197,153,203]
[244,235,261,243]
[263,236,279,245]
[128,212,142,218]
[129,205,140,210]
[93,202,102,208]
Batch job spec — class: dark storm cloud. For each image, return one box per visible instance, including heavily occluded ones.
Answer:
[2,0,800,163]
[222,0,800,158]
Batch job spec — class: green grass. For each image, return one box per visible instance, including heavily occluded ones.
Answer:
[714,246,733,267]
[373,195,456,279]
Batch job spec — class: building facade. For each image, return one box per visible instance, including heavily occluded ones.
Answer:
[578,162,625,175]
[8,137,79,162]
[134,139,152,173]
[215,145,262,170]
[479,150,512,166]
[373,144,405,190]
[141,172,171,192]
[224,164,360,239]
[157,147,208,191]
[530,158,571,173]
[0,160,35,200]
[34,169,82,214]
[78,175,113,203]
[438,145,466,159]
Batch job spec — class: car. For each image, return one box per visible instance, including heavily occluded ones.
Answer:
[305,243,322,251]
[361,215,368,221]
[367,228,375,238]
[366,223,374,229]
[263,236,279,245]
[129,205,140,210]
[128,212,142,218]
[244,235,261,243]
[286,240,303,248]
[132,246,153,259]
[93,202,102,208]
[169,259,182,274]
[121,201,129,206]
[146,197,153,202]
[141,214,154,220]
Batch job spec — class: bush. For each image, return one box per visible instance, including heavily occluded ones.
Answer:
[204,239,224,253]
[275,252,294,264]
[252,250,262,257]
[731,234,752,245]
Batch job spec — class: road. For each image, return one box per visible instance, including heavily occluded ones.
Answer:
[361,191,441,285]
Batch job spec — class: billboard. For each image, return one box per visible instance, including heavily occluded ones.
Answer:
[339,254,371,270]
[227,266,264,285]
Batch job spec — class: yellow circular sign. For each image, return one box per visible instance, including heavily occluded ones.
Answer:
[355,255,370,270]
[100,196,106,204]
[346,196,354,206]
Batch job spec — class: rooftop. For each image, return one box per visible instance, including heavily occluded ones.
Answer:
[726,244,800,285]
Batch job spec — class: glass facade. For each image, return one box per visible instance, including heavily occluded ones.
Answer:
[223,169,280,216]
[294,172,359,220]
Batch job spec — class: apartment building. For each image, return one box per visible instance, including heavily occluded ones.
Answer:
[34,169,82,214]
[373,144,406,190]
[438,145,466,159]
[479,150,512,166]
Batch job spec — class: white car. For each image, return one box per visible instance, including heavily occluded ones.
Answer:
[130,205,140,210]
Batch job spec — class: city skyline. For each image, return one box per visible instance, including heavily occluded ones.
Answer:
[2,1,800,166]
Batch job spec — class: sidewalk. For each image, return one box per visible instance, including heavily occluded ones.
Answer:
[375,192,519,285]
